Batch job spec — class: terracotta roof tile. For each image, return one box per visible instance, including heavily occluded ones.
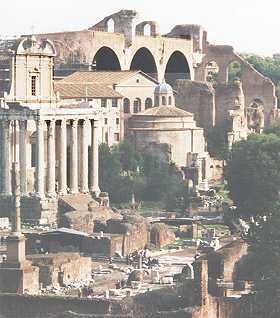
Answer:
[135,105,193,117]
[54,82,122,99]
[60,70,158,85]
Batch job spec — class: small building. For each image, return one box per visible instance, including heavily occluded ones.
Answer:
[128,81,210,190]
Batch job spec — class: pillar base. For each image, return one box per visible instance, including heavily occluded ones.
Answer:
[90,188,101,198]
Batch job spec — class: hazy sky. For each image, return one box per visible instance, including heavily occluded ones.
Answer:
[0,0,277,56]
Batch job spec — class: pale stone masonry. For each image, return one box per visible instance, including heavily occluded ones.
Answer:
[0,36,101,224]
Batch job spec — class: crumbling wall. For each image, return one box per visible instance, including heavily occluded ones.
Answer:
[89,10,139,46]
[60,207,121,234]
[150,223,175,248]
[206,239,248,283]
[196,45,277,126]
[174,79,215,129]
[136,21,160,37]
[107,214,150,255]
[28,253,92,288]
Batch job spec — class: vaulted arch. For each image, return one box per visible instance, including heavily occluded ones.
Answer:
[92,46,121,71]
[165,51,190,85]
[130,47,158,80]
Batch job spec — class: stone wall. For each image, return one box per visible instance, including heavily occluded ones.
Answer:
[0,294,121,318]
[81,234,124,257]
[174,79,215,129]
[28,253,92,288]
[150,223,175,248]
[107,214,150,255]
[196,45,277,126]
[0,196,58,225]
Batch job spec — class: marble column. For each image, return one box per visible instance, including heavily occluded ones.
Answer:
[19,120,27,195]
[70,119,78,193]
[59,119,67,194]
[1,120,11,195]
[36,120,45,198]
[90,120,100,195]
[47,120,56,196]
[81,119,89,193]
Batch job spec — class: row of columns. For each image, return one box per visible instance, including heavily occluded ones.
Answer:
[1,118,100,198]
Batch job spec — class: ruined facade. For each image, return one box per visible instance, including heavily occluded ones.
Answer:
[196,45,278,127]
[35,10,196,84]
[29,10,278,150]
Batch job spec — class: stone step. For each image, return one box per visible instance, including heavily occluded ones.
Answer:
[58,193,99,213]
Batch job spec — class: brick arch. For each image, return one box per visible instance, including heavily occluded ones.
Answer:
[92,46,121,71]
[135,21,160,37]
[164,50,191,85]
[129,47,158,80]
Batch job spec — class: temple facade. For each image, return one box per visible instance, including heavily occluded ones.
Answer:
[0,36,101,224]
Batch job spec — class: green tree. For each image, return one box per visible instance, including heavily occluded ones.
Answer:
[205,126,229,160]
[246,203,280,318]
[226,133,280,217]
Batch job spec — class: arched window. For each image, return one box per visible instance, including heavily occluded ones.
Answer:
[205,61,219,82]
[133,98,141,113]
[107,18,115,33]
[144,24,151,36]
[162,96,166,106]
[227,60,242,83]
[168,96,172,105]
[123,98,130,113]
[145,98,153,109]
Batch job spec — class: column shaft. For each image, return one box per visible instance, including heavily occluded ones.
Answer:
[90,120,100,195]
[70,120,78,193]
[19,120,27,195]
[2,120,11,195]
[47,120,56,196]
[59,119,67,194]
[81,119,89,193]
[36,120,45,198]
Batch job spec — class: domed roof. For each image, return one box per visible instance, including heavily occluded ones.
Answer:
[154,81,173,94]
[136,105,193,117]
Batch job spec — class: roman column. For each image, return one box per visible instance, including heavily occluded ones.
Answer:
[19,120,27,195]
[90,120,100,196]
[70,119,78,193]
[81,119,89,193]
[36,119,45,198]
[1,120,11,195]
[59,119,67,194]
[47,120,56,196]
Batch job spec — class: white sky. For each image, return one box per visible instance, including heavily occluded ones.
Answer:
[0,0,277,56]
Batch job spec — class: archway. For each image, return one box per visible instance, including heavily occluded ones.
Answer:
[205,61,219,83]
[107,18,115,33]
[130,47,158,80]
[92,47,121,71]
[247,98,264,133]
[164,51,190,86]
[227,60,242,83]
[144,24,151,36]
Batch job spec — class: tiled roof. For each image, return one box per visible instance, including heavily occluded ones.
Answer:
[60,70,158,85]
[136,105,193,117]
[54,82,123,99]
